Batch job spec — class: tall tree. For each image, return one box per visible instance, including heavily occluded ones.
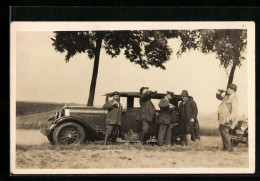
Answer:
[177,29,247,88]
[52,31,178,106]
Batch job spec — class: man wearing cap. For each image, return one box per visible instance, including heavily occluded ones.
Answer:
[216,83,238,151]
[178,90,198,146]
[103,91,123,145]
[136,87,157,144]
[157,91,175,146]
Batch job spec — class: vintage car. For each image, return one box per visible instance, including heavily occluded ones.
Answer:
[231,118,248,147]
[40,92,186,145]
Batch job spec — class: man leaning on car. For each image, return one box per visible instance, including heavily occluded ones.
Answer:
[216,83,238,151]
[103,91,123,145]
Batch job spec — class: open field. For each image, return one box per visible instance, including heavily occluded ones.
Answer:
[16,135,248,169]
[16,101,65,116]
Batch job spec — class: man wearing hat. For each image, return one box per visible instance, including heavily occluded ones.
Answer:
[178,90,198,146]
[216,83,238,151]
[103,91,123,145]
[157,91,175,146]
[136,87,157,144]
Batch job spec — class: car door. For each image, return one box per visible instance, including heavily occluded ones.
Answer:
[121,108,140,133]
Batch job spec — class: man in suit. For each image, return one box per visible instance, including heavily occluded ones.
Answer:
[216,83,238,151]
[103,91,123,145]
[189,97,200,141]
[136,87,157,144]
[178,90,198,146]
[157,91,175,146]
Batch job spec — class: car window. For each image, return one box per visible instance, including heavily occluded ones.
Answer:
[120,97,127,108]
[133,97,160,110]
[133,98,140,108]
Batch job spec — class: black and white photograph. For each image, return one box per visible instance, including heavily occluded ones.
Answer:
[10,22,255,174]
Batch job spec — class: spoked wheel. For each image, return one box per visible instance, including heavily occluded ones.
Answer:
[53,122,85,145]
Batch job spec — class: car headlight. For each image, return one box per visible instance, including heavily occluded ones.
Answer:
[241,123,247,131]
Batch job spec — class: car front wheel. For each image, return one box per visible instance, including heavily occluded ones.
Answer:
[47,134,54,145]
[53,122,85,145]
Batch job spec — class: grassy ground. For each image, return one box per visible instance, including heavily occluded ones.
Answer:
[16,101,64,129]
[16,108,62,129]
[16,136,248,169]
[16,101,65,116]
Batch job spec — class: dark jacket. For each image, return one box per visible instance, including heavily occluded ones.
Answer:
[178,98,198,125]
[136,91,156,122]
[103,100,123,125]
[158,97,173,125]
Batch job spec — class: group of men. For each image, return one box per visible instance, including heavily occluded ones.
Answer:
[102,83,239,151]
[136,87,199,146]
[103,87,200,146]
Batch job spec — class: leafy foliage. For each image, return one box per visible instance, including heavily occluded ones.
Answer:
[52,30,178,69]
[177,29,247,69]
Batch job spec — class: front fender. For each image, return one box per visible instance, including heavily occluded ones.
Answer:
[53,116,103,140]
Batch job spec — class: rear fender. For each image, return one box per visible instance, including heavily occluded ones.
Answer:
[53,116,103,140]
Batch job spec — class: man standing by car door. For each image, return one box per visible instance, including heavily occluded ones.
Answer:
[178,90,198,146]
[158,91,174,146]
[216,83,238,151]
[103,91,123,145]
[136,87,157,144]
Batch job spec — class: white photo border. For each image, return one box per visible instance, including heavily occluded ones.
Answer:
[10,21,255,174]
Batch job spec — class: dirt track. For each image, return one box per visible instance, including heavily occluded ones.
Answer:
[16,129,48,145]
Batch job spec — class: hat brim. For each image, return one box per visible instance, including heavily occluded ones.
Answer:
[228,87,237,91]
[181,94,189,97]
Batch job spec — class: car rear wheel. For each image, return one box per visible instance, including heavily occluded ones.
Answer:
[53,122,85,145]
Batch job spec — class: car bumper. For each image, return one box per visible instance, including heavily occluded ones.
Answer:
[40,124,57,136]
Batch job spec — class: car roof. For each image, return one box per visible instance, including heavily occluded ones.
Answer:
[104,92,192,99]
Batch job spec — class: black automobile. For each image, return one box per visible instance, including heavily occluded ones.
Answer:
[40,92,192,145]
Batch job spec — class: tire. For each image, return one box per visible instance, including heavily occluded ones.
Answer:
[246,137,248,147]
[47,134,54,145]
[53,122,85,145]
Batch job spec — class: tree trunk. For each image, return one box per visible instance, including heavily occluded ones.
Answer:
[87,33,103,106]
[226,62,237,88]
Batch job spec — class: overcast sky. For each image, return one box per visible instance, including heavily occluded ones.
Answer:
[16,31,248,117]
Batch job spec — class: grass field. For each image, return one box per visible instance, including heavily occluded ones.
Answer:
[16,136,248,169]
[16,101,65,116]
